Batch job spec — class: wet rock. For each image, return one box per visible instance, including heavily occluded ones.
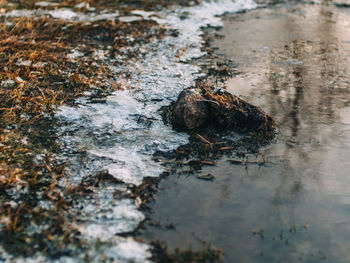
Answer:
[172,88,210,129]
[202,88,276,134]
[172,87,276,135]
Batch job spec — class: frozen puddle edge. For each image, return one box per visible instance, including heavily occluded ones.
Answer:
[2,0,257,262]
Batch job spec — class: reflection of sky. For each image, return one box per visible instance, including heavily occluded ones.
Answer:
[142,4,350,263]
[339,107,350,125]
[224,4,350,261]
[224,4,350,198]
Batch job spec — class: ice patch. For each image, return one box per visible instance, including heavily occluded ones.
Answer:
[35,1,58,7]
[51,9,120,21]
[119,16,141,23]
[89,11,120,22]
[132,10,156,20]
[3,8,119,22]
[89,149,163,185]
[32,62,48,68]
[153,0,257,61]
[48,8,78,19]
[16,59,31,66]
[74,2,89,9]
[188,0,256,27]
[78,199,145,240]
[105,238,152,263]
[67,49,84,59]
[56,88,189,186]
[4,9,37,18]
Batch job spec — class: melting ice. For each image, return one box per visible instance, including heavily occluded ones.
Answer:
[1,0,257,262]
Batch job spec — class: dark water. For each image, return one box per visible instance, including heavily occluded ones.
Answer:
[140,3,350,263]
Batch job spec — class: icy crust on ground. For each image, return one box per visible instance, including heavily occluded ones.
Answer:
[2,8,120,22]
[73,188,144,239]
[56,89,191,186]
[1,0,256,262]
[56,0,257,186]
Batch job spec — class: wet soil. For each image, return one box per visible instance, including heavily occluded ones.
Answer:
[140,2,350,262]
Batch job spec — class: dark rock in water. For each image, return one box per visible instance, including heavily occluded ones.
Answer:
[202,88,276,134]
[172,88,210,129]
[172,87,276,136]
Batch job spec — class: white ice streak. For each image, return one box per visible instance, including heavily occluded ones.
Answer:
[48,9,120,21]
[4,9,35,18]
[105,238,152,263]
[132,10,156,20]
[74,2,89,9]
[3,8,119,22]
[16,60,31,66]
[35,1,58,7]
[119,16,142,22]
[56,91,189,185]
[66,49,84,59]
[78,199,145,240]
[152,0,257,61]
[187,0,256,27]
[118,10,157,22]
[48,8,78,19]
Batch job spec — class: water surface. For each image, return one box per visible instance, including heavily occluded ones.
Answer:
[140,3,350,262]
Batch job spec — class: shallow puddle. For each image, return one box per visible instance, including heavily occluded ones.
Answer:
[140,3,350,262]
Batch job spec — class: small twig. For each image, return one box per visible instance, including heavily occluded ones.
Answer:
[195,134,212,145]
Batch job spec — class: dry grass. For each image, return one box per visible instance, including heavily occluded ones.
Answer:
[0,15,164,124]
[0,2,169,258]
[1,18,92,124]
